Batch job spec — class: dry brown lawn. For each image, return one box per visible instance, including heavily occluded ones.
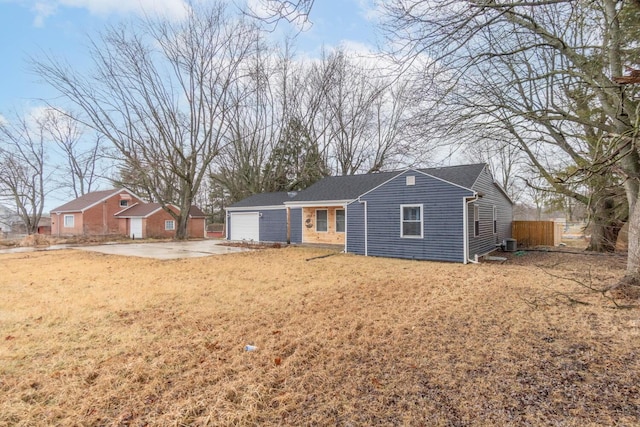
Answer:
[0,246,638,426]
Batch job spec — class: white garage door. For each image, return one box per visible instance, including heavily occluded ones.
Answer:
[130,218,143,239]
[230,212,259,241]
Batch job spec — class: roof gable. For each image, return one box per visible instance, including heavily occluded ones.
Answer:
[115,202,206,218]
[229,163,490,208]
[115,203,163,218]
[51,188,139,213]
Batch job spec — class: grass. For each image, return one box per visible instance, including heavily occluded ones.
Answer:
[0,246,638,426]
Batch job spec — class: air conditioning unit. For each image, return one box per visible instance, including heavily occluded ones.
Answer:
[504,238,517,252]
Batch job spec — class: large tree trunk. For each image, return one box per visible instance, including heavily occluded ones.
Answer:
[586,190,627,252]
[626,192,640,276]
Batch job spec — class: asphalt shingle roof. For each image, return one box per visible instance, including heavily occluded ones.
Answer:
[228,164,488,207]
[290,163,487,202]
[115,203,207,218]
[115,203,162,217]
[51,189,122,212]
[228,192,298,208]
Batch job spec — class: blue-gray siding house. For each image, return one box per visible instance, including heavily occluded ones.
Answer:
[226,163,513,263]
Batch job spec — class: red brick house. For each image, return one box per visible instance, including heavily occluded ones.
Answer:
[115,203,206,239]
[51,189,143,236]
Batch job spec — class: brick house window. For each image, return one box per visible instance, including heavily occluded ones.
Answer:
[64,215,74,228]
[120,200,128,207]
[165,220,175,231]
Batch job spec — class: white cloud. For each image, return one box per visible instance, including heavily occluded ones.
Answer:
[32,1,58,27]
[58,0,190,18]
[15,0,191,26]
[359,0,384,23]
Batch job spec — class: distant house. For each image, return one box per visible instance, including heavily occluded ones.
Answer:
[50,189,143,236]
[226,163,513,263]
[37,217,51,235]
[115,203,206,239]
[0,204,21,237]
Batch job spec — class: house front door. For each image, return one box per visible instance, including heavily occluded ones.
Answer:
[130,218,143,239]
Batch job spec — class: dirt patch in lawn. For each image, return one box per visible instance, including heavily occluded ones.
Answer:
[0,247,638,426]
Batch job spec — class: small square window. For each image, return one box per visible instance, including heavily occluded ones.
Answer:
[120,200,128,207]
[165,220,175,231]
[64,215,74,228]
[406,176,415,186]
[316,210,328,232]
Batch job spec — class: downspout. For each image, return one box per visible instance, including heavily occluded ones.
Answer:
[286,206,291,244]
[225,209,229,240]
[464,194,479,264]
[360,199,368,256]
[343,204,348,253]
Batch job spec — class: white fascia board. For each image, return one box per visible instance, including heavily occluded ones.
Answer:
[358,169,475,200]
[226,205,286,212]
[114,202,139,216]
[469,164,514,205]
[116,206,163,219]
[283,199,353,208]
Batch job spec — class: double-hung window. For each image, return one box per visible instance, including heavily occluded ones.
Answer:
[63,215,74,228]
[165,220,175,231]
[401,205,423,238]
[335,209,345,233]
[316,209,328,232]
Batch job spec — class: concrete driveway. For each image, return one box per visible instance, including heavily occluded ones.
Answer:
[74,240,249,259]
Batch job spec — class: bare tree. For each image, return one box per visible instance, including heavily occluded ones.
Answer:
[382,1,640,271]
[0,112,51,234]
[34,2,258,239]
[44,110,102,198]
[246,0,314,30]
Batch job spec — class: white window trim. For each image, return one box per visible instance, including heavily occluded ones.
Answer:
[400,204,423,239]
[63,214,74,228]
[335,209,345,233]
[165,220,175,231]
[120,200,128,207]
[474,205,480,237]
[315,209,328,233]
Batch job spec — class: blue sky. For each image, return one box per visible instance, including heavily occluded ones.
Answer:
[0,0,380,113]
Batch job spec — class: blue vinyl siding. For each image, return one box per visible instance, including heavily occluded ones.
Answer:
[359,171,474,262]
[259,209,287,242]
[290,208,302,243]
[468,167,513,259]
[346,201,365,254]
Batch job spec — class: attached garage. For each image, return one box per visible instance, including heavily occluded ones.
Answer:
[229,212,259,241]
[225,192,296,243]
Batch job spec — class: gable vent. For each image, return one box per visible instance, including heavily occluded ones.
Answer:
[406,176,415,186]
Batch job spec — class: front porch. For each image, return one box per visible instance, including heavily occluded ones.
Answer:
[301,206,346,245]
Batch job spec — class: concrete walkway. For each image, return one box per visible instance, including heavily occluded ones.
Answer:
[0,240,249,260]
